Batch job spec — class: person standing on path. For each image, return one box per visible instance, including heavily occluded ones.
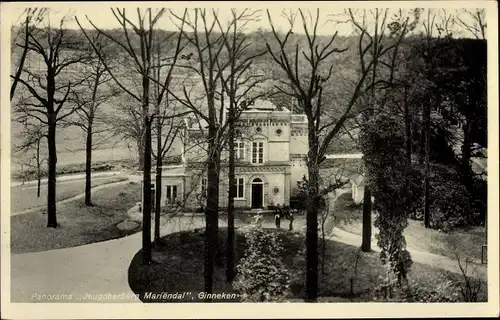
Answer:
[288,209,295,231]
[274,204,281,229]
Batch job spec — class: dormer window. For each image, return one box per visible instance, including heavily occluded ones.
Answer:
[252,141,264,164]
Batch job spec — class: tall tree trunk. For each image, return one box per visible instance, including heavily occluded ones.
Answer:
[361,187,372,252]
[404,86,412,164]
[423,99,431,228]
[226,108,235,283]
[47,118,57,228]
[321,215,326,275]
[305,127,319,302]
[137,138,145,171]
[36,138,41,198]
[361,108,374,252]
[155,116,162,242]
[142,116,153,264]
[85,119,93,206]
[361,25,378,252]
[461,119,473,189]
[404,85,413,215]
[204,130,220,298]
[419,109,425,165]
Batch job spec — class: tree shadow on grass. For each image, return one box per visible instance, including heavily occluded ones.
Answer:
[128,227,380,303]
[127,226,483,303]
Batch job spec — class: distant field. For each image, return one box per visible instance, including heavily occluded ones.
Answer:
[10,120,183,173]
[10,122,134,170]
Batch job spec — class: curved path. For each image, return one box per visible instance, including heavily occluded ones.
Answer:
[329,227,487,281]
[10,216,209,303]
[327,189,487,281]
[10,171,123,187]
[12,179,132,216]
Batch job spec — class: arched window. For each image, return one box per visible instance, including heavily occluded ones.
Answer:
[252,178,263,183]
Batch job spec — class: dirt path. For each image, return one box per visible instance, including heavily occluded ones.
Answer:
[10,171,123,187]
[329,227,487,281]
[11,180,131,216]
[326,189,487,281]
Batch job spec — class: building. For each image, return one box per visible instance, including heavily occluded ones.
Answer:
[142,99,310,211]
[349,173,365,205]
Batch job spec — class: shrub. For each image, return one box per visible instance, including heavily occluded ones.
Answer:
[373,277,460,302]
[233,215,292,302]
[454,255,484,302]
[408,166,479,230]
[470,177,487,225]
[431,180,473,230]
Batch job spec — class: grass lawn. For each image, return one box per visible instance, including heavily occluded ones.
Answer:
[11,175,129,213]
[332,192,487,262]
[11,181,142,254]
[128,227,487,302]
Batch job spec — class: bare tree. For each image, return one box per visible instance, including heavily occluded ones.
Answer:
[12,118,47,197]
[150,8,268,295]
[345,8,419,248]
[150,28,186,241]
[65,35,121,206]
[455,9,486,40]
[11,7,49,100]
[11,12,92,227]
[453,253,484,302]
[420,9,455,228]
[213,9,267,283]
[106,100,146,168]
[77,8,187,264]
[266,8,412,301]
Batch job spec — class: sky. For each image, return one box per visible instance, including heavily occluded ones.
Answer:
[2,1,493,38]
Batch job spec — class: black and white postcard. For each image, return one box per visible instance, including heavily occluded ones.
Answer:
[1,1,498,318]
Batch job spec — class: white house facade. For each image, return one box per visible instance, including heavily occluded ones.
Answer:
[142,100,310,211]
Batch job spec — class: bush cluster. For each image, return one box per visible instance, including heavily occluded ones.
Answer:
[233,215,292,302]
[407,167,483,230]
[373,277,460,302]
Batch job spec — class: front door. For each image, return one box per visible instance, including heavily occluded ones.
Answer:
[251,183,263,209]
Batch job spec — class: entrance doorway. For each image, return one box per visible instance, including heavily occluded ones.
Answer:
[251,178,264,209]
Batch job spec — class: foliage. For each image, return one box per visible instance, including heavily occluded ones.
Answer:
[128,223,487,302]
[405,35,487,229]
[373,262,485,303]
[374,276,460,302]
[233,215,292,302]
[291,242,306,292]
[408,167,481,230]
[361,113,412,287]
[454,255,484,302]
